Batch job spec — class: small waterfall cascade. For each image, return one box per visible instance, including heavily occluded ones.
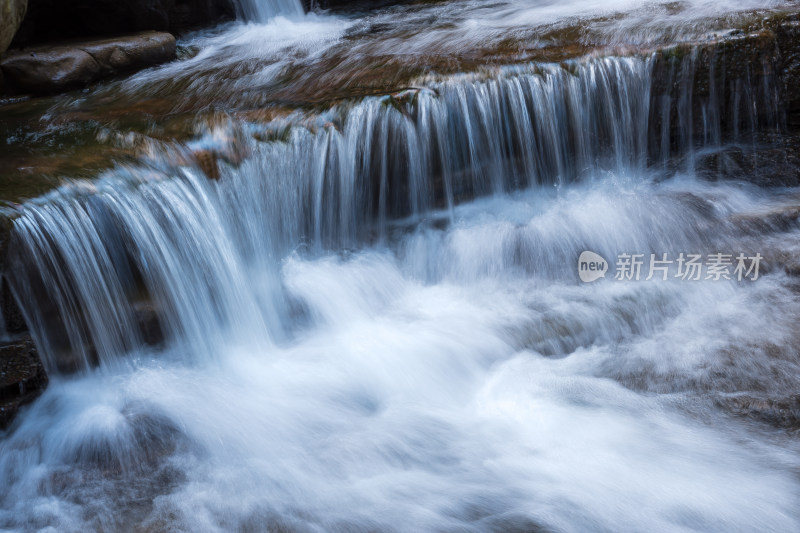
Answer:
[5,49,786,375]
[233,0,304,22]
[3,5,800,531]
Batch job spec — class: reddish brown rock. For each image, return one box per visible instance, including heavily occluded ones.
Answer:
[194,150,221,181]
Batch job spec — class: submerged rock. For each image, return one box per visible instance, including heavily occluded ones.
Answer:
[0,337,47,430]
[134,302,165,347]
[1,31,176,95]
[717,395,800,432]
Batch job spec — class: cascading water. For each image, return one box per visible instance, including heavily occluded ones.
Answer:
[234,0,304,22]
[7,53,782,375]
[2,1,800,531]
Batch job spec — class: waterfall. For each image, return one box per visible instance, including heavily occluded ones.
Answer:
[5,53,783,375]
[4,5,800,530]
[233,0,304,22]
[8,57,652,374]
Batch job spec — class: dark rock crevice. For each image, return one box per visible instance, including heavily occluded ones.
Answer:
[0,338,47,430]
[10,0,236,48]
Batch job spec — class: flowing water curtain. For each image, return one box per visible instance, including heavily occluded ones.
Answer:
[7,171,275,375]
[5,54,786,375]
[234,0,304,22]
[222,57,657,251]
[648,43,784,168]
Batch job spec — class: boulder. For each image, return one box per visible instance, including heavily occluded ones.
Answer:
[0,0,27,55]
[1,31,176,94]
[0,337,47,430]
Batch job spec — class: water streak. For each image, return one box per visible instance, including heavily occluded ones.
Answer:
[234,0,304,22]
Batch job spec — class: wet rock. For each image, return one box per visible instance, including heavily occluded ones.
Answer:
[717,395,800,432]
[729,203,800,234]
[751,243,800,277]
[1,276,27,334]
[306,0,412,12]
[776,22,800,129]
[0,0,26,55]
[0,216,28,335]
[134,302,165,347]
[194,149,220,180]
[644,18,800,185]
[0,337,47,430]
[2,47,100,94]
[185,120,250,180]
[694,134,800,187]
[770,250,800,277]
[648,30,780,161]
[1,31,176,95]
